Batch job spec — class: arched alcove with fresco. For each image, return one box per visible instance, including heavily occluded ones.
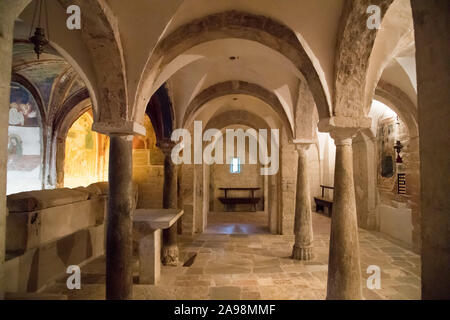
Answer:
[7,81,44,195]
[63,110,109,188]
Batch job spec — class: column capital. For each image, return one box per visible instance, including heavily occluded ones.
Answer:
[157,138,177,156]
[330,127,360,146]
[317,116,371,146]
[93,120,146,137]
[292,139,314,152]
[317,116,372,132]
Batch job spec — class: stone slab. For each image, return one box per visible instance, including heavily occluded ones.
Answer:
[133,209,183,230]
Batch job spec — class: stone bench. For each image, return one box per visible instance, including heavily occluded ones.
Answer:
[133,209,183,285]
[314,185,334,217]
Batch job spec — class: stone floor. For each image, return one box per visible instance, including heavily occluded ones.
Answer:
[43,212,421,300]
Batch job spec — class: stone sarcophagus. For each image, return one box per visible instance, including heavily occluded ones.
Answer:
[6,187,106,253]
[3,182,118,293]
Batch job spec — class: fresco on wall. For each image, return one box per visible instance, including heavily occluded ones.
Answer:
[377,118,397,190]
[7,82,43,194]
[64,111,109,188]
[15,61,69,108]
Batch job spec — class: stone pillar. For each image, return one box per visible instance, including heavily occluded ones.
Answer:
[106,135,134,300]
[158,139,179,266]
[411,0,450,300]
[292,142,314,260]
[0,8,17,300]
[326,129,362,300]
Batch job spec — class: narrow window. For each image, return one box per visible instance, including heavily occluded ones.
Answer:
[230,157,241,174]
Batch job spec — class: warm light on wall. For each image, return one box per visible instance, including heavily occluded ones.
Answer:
[64,111,109,188]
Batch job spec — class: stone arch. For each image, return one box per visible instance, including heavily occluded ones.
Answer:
[205,110,271,134]
[375,80,418,138]
[11,73,46,125]
[373,82,421,253]
[363,0,415,114]
[7,73,47,192]
[5,0,130,132]
[135,11,332,124]
[202,110,280,233]
[47,68,81,127]
[56,0,129,130]
[53,89,91,187]
[11,72,49,188]
[333,0,393,117]
[184,81,293,139]
[146,84,175,142]
[353,129,378,230]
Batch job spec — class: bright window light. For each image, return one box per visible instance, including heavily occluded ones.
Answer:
[230,157,241,174]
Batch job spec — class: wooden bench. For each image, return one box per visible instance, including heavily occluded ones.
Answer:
[133,208,183,285]
[218,187,261,212]
[314,185,334,217]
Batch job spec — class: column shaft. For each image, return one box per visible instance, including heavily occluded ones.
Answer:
[0,13,16,299]
[292,144,314,260]
[326,136,362,300]
[160,141,179,266]
[106,135,133,300]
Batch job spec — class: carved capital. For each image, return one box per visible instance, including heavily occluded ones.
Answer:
[292,139,314,153]
[330,127,359,146]
[92,120,146,136]
[317,116,371,132]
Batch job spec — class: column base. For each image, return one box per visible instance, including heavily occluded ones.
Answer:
[162,245,179,266]
[292,245,314,261]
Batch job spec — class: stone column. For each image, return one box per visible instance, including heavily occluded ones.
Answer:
[158,139,179,266]
[0,7,18,299]
[106,134,134,300]
[411,0,450,299]
[326,129,362,300]
[292,142,314,260]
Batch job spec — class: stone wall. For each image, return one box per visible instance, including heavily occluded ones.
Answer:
[210,162,264,212]
[376,116,420,249]
[132,149,164,209]
[351,114,420,251]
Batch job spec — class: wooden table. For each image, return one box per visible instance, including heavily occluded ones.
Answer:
[133,209,183,284]
[218,187,261,212]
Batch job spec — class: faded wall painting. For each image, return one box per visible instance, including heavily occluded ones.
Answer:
[7,82,43,195]
[64,110,109,188]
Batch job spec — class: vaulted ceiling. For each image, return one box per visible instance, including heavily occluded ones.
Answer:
[10,0,416,139]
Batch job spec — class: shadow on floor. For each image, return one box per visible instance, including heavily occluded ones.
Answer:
[205,211,270,235]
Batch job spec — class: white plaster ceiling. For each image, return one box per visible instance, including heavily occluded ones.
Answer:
[163,39,300,128]
[366,0,417,110]
[192,94,281,131]
[14,0,418,137]
[161,0,345,103]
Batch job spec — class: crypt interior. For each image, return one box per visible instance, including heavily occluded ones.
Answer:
[0,0,448,300]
